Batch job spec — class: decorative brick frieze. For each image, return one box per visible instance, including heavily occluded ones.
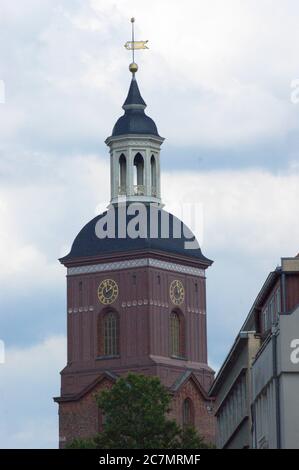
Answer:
[68,258,205,277]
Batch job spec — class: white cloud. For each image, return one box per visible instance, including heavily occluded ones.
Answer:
[164,167,299,259]
[163,165,299,359]
[1,0,299,151]
[0,153,109,292]
[0,335,66,449]
[0,194,60,286]
[88,0,299,146]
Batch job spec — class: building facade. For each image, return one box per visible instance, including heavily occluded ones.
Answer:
[209,332,260,449]
[210,254,299,449]
[54,62,215,447]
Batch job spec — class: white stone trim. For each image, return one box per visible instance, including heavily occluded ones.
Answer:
[68,302,205,314]
[67,258,205,277]
[68,306,94,314]
[148,259,204,276]
[106,135,164,149]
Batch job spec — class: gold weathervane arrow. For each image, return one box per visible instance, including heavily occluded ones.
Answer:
[124,18,149,75]
[124,40,149,50]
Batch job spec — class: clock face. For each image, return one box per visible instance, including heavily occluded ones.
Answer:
[98,279,119,305]
[170,280,185,306]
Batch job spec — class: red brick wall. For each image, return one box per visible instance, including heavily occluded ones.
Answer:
[59,376,215,448]
[59,378,113,448]
[59,254,214,447]
[66,265,208,368]
[168,380,215,445]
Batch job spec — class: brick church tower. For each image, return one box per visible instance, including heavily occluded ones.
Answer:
[54,29,215,447]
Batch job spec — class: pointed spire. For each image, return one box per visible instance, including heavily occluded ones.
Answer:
[123,76,147,110]
[111,75,159,137]
[109,19,160,138]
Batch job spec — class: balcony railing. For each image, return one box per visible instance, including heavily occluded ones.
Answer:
[151,186,157,197]
[118,185,158,197]
[134,185,145,196]
[118,185,126,195]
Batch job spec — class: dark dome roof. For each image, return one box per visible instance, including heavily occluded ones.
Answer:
[112,110,159,137]
[111,76,160,138]
[60,205,212,265]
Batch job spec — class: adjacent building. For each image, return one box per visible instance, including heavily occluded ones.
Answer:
[209,331,260,449]
[210,254,299,449]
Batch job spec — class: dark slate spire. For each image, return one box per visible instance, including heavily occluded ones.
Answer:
[111,76,160,137]
[123,76,146,110]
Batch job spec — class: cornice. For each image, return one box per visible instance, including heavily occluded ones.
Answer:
[61,248,211,271]
[105,133,165,148]
[67,257,205,277]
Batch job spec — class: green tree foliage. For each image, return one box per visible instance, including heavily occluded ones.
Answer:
[176,426,214,449]
[67,373,213,449]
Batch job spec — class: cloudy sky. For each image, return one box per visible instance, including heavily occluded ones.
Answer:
[1,0,299,448]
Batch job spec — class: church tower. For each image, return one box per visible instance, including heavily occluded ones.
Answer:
[55,20,215,447]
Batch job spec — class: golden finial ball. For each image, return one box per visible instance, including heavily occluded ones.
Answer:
[129,62,138,74]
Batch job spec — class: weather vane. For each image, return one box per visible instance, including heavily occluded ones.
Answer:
[124,18,149,75]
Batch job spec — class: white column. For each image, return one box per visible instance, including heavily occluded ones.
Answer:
[113,152,120,200]
[157,151,161,199]
[110,152,114,201]
[106,136,164,205]
[127,148,133,196]
[145,147,151,197]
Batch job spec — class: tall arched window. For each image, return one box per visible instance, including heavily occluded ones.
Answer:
[98,311,119,357]
[134,153,144,194]
[170,311,184,357]
[151,155,157,196]
[182,398,194,427]
[104,312,119,356]
[119,154,126,195]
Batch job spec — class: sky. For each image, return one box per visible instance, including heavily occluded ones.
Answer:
[1,0,299,448]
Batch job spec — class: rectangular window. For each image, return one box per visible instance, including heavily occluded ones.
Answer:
[272,297,276,324]
[262,307,268,332]
[276,288,281,318]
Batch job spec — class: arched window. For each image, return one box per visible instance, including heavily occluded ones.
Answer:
[104,312,119,356]
[170,311,184,357]
[182,398,194,427]
[151,155,157,196]
[119,154,126,195]
[98,311,119,357]
[134,153,144,194]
